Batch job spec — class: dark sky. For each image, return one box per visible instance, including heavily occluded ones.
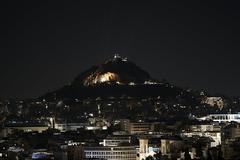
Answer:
[1,1,240,98]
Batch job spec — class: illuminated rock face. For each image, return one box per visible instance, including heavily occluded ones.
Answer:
[83,72,119,86]
[98,72,118,83]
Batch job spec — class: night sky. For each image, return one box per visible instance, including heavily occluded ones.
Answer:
[1,1,240,98]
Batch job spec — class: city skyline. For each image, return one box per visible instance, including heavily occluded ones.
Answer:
[1,2,240,159]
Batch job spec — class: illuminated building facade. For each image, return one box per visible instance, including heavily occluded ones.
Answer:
[198,113,240,123]
[83,146,137,160]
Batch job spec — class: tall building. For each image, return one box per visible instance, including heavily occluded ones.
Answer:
[121,121,154,134]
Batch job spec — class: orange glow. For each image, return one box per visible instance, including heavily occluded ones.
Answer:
[98,72,118,83]
[84,72,119,85]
